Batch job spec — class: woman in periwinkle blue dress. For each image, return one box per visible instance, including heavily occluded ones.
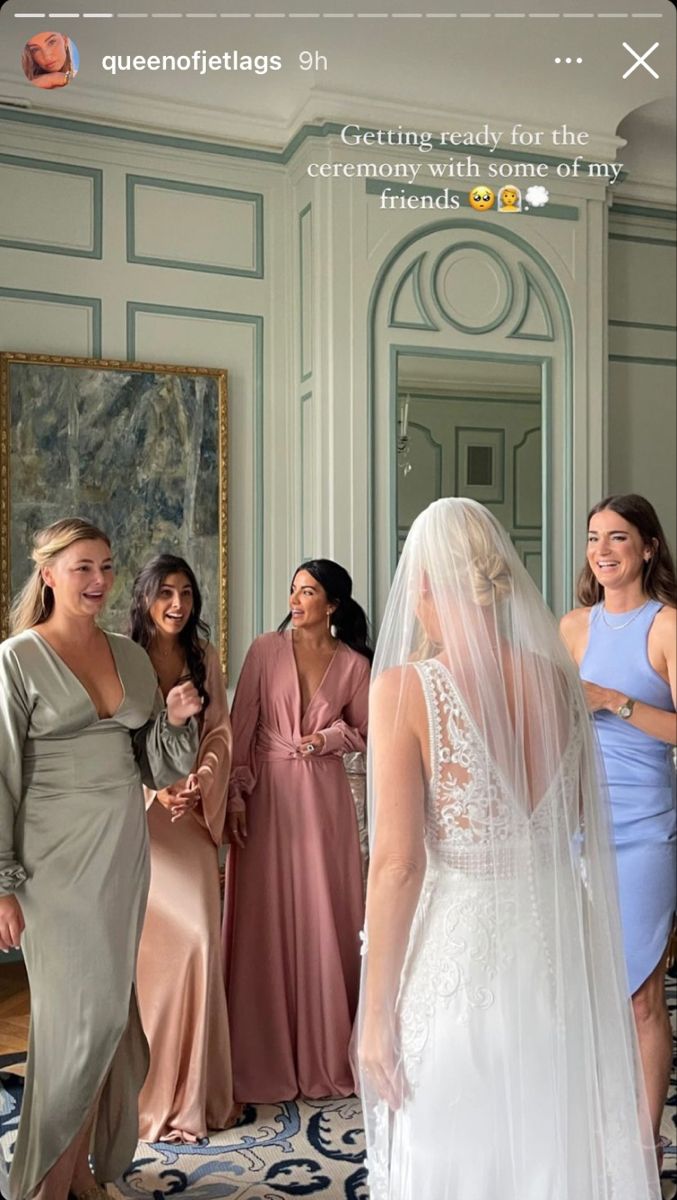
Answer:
[561,493,676,1171]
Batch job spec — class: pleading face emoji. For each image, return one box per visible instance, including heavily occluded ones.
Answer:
[468,186,495,212]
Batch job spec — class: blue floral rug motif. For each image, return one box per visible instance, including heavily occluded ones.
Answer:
[0,1072,21,1200]
[664,966,677,1200]
[111,1098,367,1200]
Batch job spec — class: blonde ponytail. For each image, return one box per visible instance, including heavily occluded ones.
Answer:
[10,517,111,635]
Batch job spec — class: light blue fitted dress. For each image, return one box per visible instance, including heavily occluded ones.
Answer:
[581,600,676,994]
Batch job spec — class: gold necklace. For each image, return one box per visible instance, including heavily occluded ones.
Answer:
[601,599,650,630]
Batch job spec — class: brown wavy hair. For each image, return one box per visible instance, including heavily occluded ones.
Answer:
[577,494,676,608]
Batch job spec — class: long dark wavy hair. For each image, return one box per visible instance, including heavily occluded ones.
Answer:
[577,493,677,608]
[129,554,211,708]
[278,558,373,663]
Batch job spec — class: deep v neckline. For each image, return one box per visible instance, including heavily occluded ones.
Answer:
[289,633,340,721]
[30,628,126,721]
[155,656,188,703]
[428,658,573,814]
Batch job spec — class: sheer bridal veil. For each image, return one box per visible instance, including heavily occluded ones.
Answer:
[356,498,658,1200]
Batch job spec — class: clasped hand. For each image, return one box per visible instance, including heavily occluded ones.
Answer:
[158,773,201,823]
[297,732,326,755]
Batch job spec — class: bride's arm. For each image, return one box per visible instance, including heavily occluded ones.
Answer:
[359,667,427,1105]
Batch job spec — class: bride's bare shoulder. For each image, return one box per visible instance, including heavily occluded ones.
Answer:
[371,663,426,722]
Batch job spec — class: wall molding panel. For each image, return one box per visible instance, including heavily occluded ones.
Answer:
[513,426,542,530]
[0,153,102,260]
[298,203,313,384]
[126,175,264,278]
[300,390,314,559]
[0,287,102,357]
[607,205,677,548]
[509,264,555,342]
[388,254,438,331]
[431,243,513,335]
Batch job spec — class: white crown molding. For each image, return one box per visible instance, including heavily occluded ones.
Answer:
[0,72,291,149]
[0,72,626,164]
[613,180,677,210]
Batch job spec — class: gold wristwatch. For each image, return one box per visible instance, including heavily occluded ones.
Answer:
[616,697,635,720]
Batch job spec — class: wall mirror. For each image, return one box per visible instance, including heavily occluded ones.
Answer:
[395,351,545,593]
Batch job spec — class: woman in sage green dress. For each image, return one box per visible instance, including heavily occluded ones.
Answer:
[0,518,201,1200]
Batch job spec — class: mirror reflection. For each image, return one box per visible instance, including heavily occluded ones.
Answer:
[396,354,544,590]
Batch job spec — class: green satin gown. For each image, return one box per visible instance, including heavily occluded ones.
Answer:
[0,629,197,1200]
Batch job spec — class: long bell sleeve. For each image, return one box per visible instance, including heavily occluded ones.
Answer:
[0,645,30,897]
[190,643,232,845]
[317,653,370,756]
[133,700,198,792]
[227,638,263,815]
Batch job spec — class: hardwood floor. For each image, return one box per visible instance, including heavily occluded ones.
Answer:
[0,961,29,1076]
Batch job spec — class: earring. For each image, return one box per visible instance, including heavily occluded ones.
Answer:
[327,611,337,638]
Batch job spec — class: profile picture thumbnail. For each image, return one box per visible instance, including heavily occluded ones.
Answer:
[22,31,79,89]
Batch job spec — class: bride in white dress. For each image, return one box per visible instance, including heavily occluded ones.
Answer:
[356,498,659,1200]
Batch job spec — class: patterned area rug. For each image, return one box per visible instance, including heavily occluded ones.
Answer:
[663,966,677,1200]
[1,974,675,1199]
[112,1099,367,1200]
[0,1093,367,1200]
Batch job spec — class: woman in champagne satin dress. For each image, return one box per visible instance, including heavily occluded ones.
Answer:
[130,554,236,1143]
[0,520,200,1200]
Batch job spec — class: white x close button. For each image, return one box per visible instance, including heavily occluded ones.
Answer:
[622,42,660,80]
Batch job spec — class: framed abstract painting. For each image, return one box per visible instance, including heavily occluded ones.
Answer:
[0,352,228,673]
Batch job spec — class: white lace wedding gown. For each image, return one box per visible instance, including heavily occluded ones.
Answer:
[364,658,658,1200]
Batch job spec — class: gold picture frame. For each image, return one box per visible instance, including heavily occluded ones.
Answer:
[0,352,228,676]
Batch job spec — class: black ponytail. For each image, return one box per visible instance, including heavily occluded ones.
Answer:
[278,558,373,663]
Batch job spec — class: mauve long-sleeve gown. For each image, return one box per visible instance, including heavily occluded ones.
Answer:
[222,631,369,1103]
[136,643,235,1142]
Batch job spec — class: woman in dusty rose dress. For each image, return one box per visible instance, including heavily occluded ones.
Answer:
[130,554,236,1142]
[223,559,372,1102]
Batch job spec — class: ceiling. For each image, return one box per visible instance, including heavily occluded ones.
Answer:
[399,355,542,394]
[0,0,674,190]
